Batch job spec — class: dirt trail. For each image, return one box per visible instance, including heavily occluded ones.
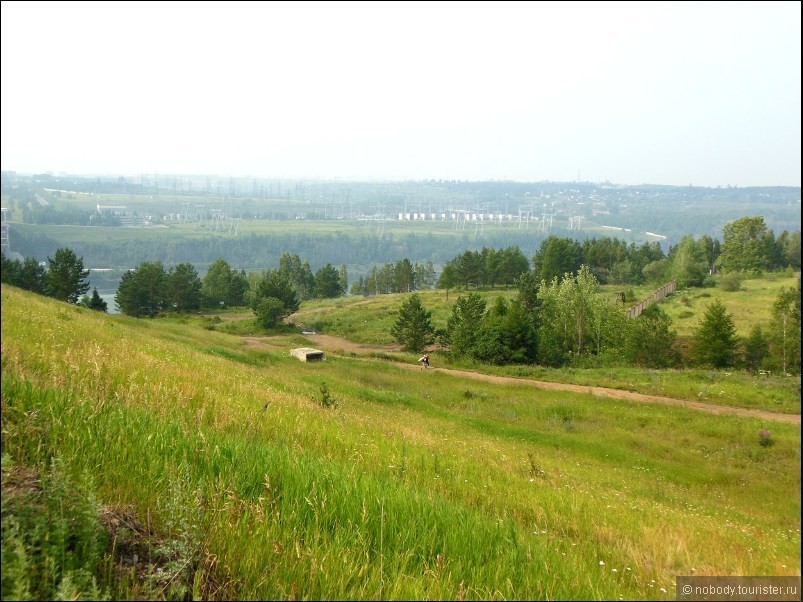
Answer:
[264,332,801,425]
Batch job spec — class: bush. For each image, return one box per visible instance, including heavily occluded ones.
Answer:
[719,272,743,292]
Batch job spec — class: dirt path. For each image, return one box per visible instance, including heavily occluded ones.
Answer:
[266,332,801,425]
[418,367,801,425]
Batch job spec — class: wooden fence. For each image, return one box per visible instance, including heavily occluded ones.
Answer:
[626,281,677,319]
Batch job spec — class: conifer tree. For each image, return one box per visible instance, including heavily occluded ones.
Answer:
[624,305,679,368]
[390,293,435,353]
[44,247,90,303]
[691,299,739,368]
[81,287,108,312]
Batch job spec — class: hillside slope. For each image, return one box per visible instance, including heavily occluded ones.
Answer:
[2,284,800,600]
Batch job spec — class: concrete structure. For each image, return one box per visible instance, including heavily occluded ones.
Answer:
[290,348,325,362]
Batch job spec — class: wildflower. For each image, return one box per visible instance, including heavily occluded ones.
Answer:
[599,561,605,566]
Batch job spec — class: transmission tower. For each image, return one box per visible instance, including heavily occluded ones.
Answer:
[568,216,583,230]
[210,209,224,232]
[195,205,206,228]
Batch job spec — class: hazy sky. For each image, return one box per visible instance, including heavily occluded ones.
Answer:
[1,1,800,187]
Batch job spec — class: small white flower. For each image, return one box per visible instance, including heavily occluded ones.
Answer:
[611,568,618,572]
[599,560,605,566]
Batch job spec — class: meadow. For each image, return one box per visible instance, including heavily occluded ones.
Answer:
[1,283,800,600]
[282,275,802,415]
[291,273,801,342]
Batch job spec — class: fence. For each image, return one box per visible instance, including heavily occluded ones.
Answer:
[626,281,677,319]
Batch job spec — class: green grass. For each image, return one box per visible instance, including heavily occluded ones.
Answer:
[291,272,800,346]
[2,284,800,600]
[292,287,519,345]
[659,273,799,338]
[282,284,801,414]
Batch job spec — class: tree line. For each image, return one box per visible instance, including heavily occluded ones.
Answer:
[3,215,800,374]
[385,216,799,372]
[0,247,107,311]
[1,250,348,327]
[391,268,801,374]
[502,216,799,290]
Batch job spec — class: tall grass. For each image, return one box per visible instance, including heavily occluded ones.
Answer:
[659,273,799,337]
[2,284,800,600]
[288,286,801,414]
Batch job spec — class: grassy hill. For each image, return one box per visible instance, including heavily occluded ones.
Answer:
[1,284,800,600]
[290,272,801,343]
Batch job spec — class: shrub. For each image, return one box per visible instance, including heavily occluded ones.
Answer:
[719,272,743,292]
[318,383,338,408]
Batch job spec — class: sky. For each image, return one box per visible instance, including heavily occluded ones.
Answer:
[1,0,800,187]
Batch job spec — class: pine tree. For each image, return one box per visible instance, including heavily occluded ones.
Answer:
[444,293,486,358]
[83,287,108,312]
[691,299,739,368]
[44,247,90,303]
[390,293,435,353]
[624,305,679,368]
[115,261,168,317]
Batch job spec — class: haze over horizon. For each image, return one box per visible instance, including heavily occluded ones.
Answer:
[2,1,800,188]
